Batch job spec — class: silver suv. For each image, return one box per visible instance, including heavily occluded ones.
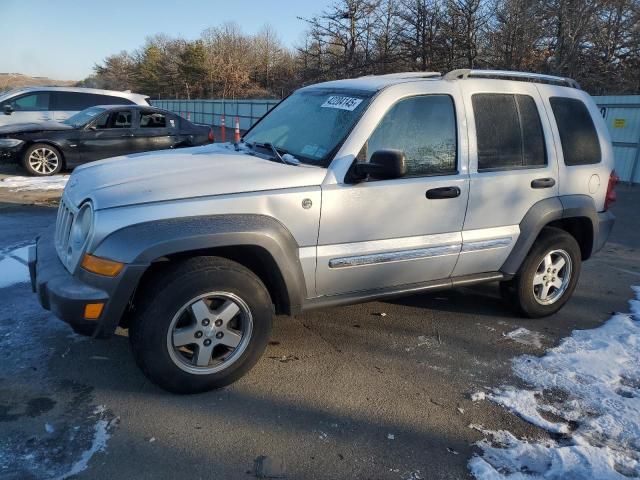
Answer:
[0,86,149,126]
[29,69,617,393]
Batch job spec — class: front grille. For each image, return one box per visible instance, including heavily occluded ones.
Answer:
[55,197,75,268]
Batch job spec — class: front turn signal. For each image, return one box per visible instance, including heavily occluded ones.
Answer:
[81,254,124,277]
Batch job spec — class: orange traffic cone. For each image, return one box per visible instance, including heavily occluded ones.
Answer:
[234,117,241,143]
[220,114,226,143]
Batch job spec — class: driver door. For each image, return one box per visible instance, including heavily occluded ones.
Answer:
[316,93,469,296]
[76,109,138,163]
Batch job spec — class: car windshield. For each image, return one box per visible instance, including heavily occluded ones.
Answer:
[63,107,107,128]
[243,89,373,166]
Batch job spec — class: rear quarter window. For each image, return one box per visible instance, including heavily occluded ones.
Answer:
[549,97,601,166]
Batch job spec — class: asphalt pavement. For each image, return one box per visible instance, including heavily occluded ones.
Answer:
[0,186,638,480]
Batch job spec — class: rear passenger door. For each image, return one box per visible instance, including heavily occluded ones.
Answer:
[51,92,94,122]
[135,110,179,152]
[454,81,558,277]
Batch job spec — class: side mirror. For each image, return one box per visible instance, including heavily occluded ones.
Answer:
[3,105,13,115]
[352,149,407,181]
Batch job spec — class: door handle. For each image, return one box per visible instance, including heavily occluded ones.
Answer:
[426,186,461,199]
[120,133,135,137]
[531,178,556,189]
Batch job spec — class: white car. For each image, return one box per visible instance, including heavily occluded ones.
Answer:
[0,86,149,126]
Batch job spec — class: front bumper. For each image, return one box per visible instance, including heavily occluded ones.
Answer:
[0,145,20,163]
[29,226,146,337]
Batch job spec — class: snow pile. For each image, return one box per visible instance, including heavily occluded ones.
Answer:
[1,175,69,191]
[470,286,640,479]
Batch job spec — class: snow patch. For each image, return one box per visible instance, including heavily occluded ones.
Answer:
[471,391,486,402]
[470,285,640,479]
[0,244,31,288]
[503,327,545,348]
[53,407,116,480]
[1,175,69,191]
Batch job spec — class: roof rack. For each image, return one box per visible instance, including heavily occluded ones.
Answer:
[443,69,581,89]
[361,72,441,80]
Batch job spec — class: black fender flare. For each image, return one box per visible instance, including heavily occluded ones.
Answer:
[501,195,598,275]
[93,214,307,314]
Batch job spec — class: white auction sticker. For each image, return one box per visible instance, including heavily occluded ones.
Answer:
[321,96,363,111]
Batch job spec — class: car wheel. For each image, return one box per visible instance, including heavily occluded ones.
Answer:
[22,143,63,176]
[504,227,581,318]
[129,256,273,394]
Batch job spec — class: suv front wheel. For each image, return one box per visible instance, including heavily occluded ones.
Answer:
[129,256,273,394]
[501,227,582,318]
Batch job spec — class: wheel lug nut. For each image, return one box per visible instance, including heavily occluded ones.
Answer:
[194,331,203,338]
[215,319,223,327]
[203,339,212,346]
[202,319,210,326]
[215,332,224,339]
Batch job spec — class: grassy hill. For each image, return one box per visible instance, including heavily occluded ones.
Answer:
[0,73,77,92]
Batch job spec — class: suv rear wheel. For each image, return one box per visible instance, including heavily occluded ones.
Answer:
[129,256,273,394]
[501,227,581,318]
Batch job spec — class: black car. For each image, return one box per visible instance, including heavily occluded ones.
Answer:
[0,105,214,176]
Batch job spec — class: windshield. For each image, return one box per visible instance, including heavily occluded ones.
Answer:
[243,89,373,166]
[63,107,107,128]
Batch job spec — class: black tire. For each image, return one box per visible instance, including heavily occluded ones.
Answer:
[22,143,63,176]
[503,227,581,318]
[129,256,273,394]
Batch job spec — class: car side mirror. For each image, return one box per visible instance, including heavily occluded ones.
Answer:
[88,124,97,131]
[3,105,13,115]
[351,149,407,181]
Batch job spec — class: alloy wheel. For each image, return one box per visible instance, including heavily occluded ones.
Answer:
[166,291,253,375]
[28,147,59,174]
[532,249,572,305]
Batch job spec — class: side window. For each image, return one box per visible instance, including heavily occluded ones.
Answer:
[51,92,90,112]
[549,97,601,166]
[10,92,50,111]
[362,95,457,177]
[473,94,546,171]
[95,94,135,106]
[140,111,167,128]
[94,110,132,129]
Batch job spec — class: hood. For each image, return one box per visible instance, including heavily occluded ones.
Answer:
[0,121,73,135]
[65,144,327,210]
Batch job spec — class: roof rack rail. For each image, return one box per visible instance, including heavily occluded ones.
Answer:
[443,69,580,89]
[361,72,441,80]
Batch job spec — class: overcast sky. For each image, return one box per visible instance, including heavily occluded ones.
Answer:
[0,0,333,80]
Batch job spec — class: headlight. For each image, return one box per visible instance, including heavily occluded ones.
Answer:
[69,202,93,251]
[0,138,24,148]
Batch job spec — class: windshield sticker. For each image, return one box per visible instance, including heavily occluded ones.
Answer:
[301,144,320,157]
[169,119,175,127]
[321,96,363,111]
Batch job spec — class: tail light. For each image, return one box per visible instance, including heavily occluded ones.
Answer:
[208,129,215,143]
[604,170,619,211]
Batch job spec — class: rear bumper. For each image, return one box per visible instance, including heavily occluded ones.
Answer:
[29,226,147,338]
[593,210,615,255]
